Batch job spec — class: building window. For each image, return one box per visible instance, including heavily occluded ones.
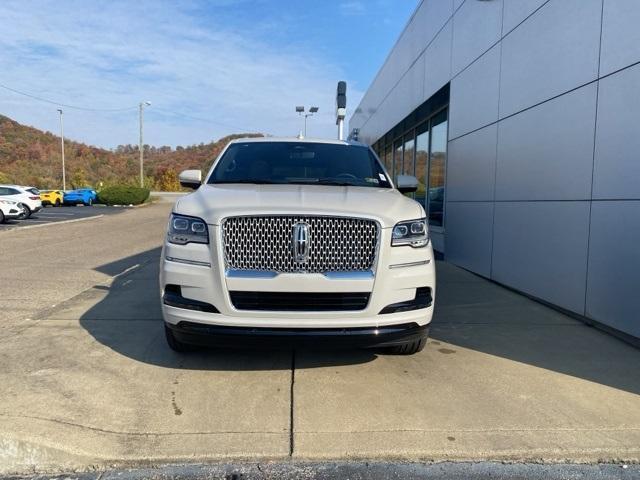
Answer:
[402,133,415,197]
[362,84,449,234]
[403,133,415,176]
[384,145,392,173]
[393,139,403,181]
[428,110,447,227]
[415,123,429,208]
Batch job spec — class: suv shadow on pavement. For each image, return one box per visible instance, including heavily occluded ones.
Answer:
[79,247,640,394]
[80,247,379,371]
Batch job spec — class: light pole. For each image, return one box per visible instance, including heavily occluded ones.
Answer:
[295,106,319,137]
[57,109,66,191]
[139,101,151,188]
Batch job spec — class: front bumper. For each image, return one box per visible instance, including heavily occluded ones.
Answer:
[160,222,436,334]
[4,207,22,219]
[166,320,429,349]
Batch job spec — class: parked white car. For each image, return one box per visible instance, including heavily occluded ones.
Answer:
[160,138,436,355]
[0,198,23,223]
[0,185,43,219]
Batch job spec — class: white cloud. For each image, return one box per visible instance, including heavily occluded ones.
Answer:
[339,1,366,16]
[0,0,363,148]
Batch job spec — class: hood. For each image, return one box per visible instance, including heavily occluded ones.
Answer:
[174,184,424,228]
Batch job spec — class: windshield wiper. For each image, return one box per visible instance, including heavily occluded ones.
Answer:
[211,180,287,185]
[288,178,363,187]
[211,179,364,187]
[316,178,363,187]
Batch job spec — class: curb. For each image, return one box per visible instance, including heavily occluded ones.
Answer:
[0,214,105,233]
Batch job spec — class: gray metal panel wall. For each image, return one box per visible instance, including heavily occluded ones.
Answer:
[449,44,501,139]
[593,63,640,199]
[586,201,640,338]
[447,124,497,202]
[349,0,640,339]
[451,0,503,75]
[491,201,590,314]
[498,0,601,118]
[495,84,597,201]
[599,0,640,76]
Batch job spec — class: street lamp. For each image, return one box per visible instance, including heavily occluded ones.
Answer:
[139,101,151,188]
[296,106,319,137]
[57,109,66,191]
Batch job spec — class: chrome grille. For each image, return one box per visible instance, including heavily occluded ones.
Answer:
[222,216,379,273]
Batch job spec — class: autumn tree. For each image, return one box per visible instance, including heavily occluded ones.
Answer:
[156,168,180,192]
[71,168,89,189]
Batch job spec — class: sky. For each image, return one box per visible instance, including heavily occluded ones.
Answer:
[0,0,417,149]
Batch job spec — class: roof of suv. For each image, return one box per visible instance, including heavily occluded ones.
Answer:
[228,136,368,148]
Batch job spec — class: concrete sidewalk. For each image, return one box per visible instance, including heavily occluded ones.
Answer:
[0,210,639,474]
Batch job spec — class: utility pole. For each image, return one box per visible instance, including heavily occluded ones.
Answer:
[139,101,151,188]
[57,109,66,191]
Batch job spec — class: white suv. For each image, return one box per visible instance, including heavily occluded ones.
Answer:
[0,199,23,223]
[160,138,436,355]
[0,185,43,218]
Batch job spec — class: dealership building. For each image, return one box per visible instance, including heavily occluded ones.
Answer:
[349,0,639,341]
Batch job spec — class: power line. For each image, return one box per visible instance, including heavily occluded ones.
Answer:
[0,81,266,134]
[0,82,138,112]
[151,107,262,134]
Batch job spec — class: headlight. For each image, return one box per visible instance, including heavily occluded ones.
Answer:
[391,218,429,247]
[167,213,209,245]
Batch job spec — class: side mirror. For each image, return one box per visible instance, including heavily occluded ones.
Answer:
[396,174,418,194]
[179,170,202,190]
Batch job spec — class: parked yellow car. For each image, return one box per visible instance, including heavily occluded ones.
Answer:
[40,190,64,207]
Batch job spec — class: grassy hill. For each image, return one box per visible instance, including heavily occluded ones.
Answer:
[0,114,262,190]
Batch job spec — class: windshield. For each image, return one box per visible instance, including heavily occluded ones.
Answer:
[207,142,392,188]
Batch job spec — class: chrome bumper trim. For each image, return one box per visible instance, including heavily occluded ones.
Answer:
[225,269,375,280]
[165,256,211,267]
[226,269,278,279]
[389,260,430,269]
[322,270,374,280]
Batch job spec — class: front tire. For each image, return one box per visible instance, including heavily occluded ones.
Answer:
[18,204,31,219]
[0,210,4,224]
[165,325,197,352]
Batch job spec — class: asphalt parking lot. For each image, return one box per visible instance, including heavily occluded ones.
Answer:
[0,205,124,230]
[0,202,639,475]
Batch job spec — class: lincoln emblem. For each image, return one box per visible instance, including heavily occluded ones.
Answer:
[292,222,310,263]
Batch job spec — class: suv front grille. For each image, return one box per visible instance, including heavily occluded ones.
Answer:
[222,215,379,273]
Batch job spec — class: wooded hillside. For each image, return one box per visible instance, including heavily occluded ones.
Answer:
[0,114,262,190]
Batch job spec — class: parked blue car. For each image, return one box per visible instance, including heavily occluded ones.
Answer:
[63,188,98,206]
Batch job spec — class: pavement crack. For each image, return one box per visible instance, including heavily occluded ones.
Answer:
[294,426,640,434]
[0,412,285,436]
[256,463,268,480]
[288,348,296,457]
